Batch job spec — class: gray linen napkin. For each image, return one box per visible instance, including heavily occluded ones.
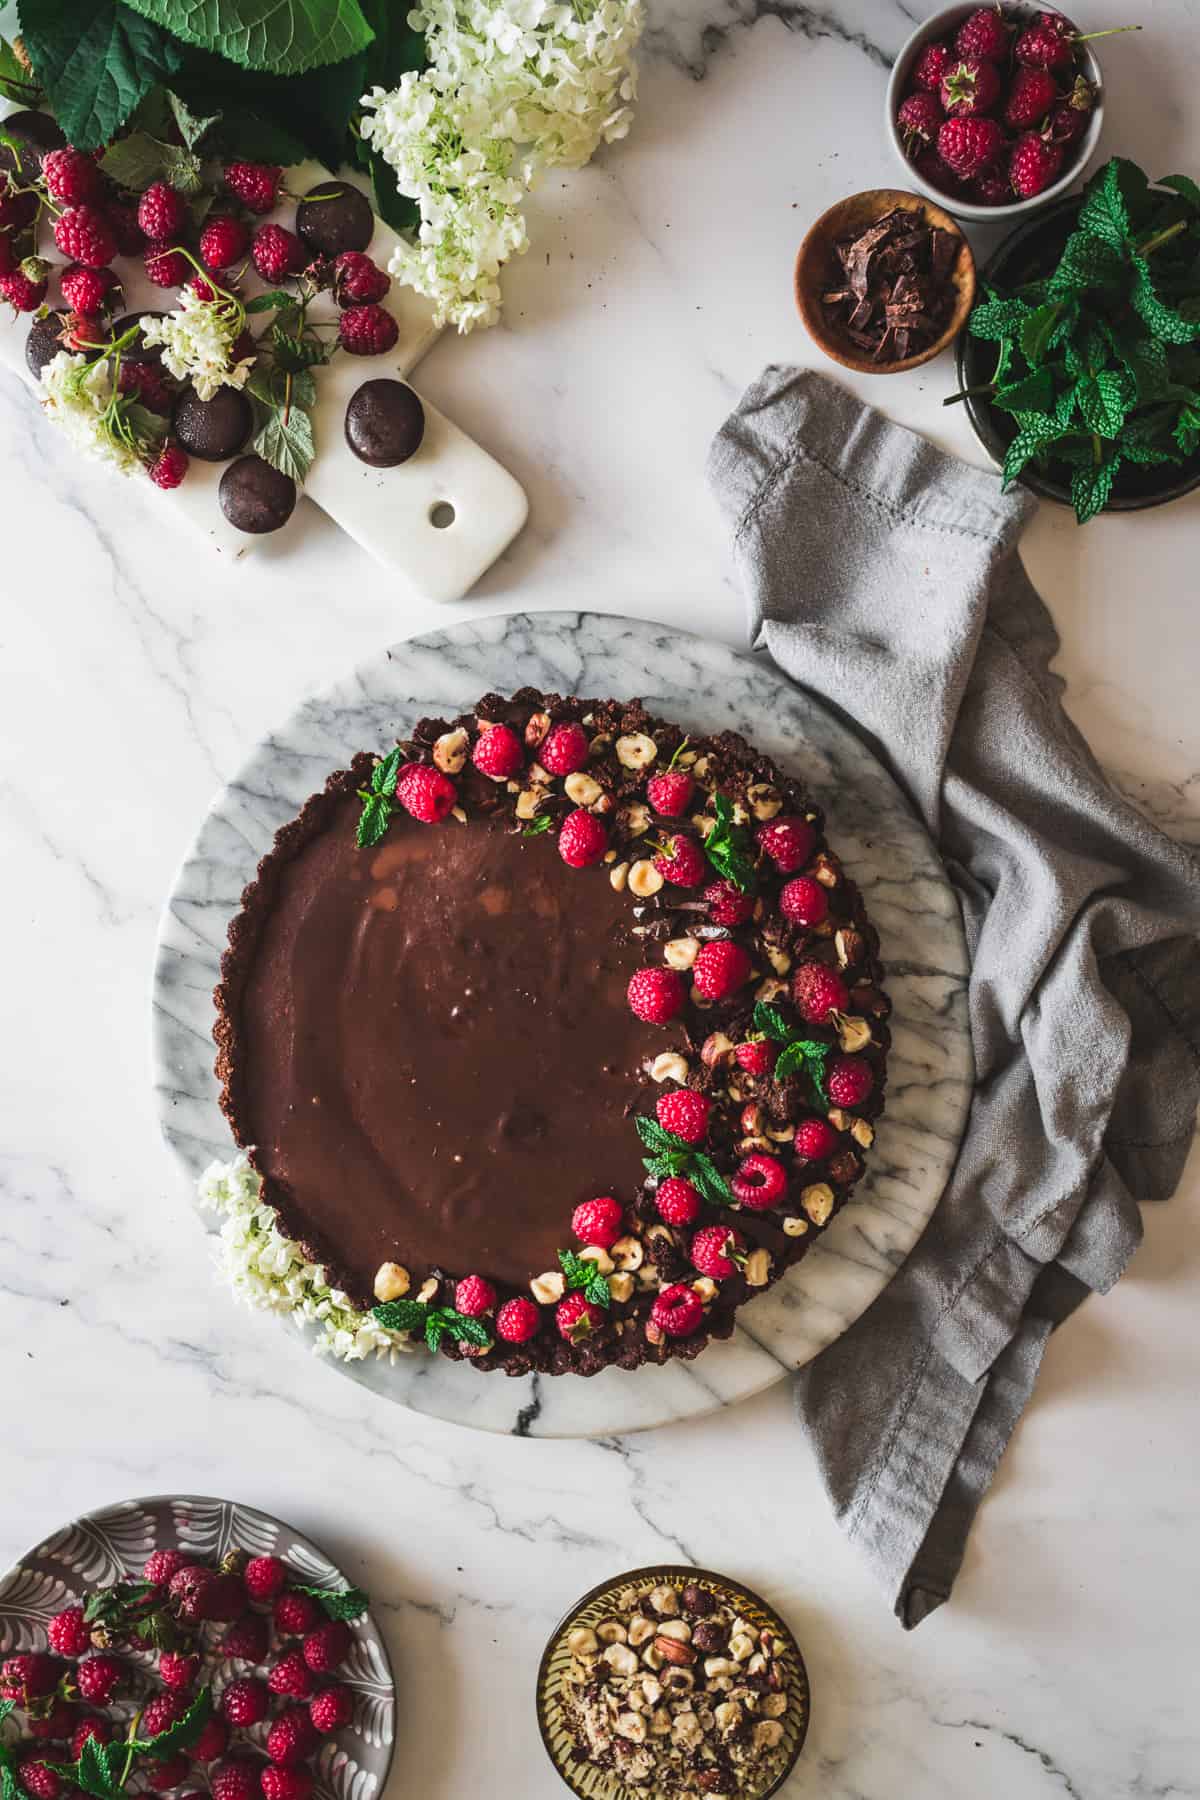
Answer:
[707,367,1200,1627]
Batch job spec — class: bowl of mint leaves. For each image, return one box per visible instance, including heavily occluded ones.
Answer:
[949,156,1200,522]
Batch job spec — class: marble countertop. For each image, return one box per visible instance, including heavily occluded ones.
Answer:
[2,3,1198,1796]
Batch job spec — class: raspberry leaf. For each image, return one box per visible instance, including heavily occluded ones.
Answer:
[0,38,40,105]
[295,1584,370,1621]
[245,290,297,315]
[252,402,314,484]
[20,0,182,148]
[703,793,757,894]
[119,0,374,77]
[131,1686,213,1759]
[49,1734,128,1800]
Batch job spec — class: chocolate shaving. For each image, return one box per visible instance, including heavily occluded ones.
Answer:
[821,205,959,363]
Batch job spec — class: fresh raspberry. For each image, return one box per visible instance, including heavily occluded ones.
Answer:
[652,834,705,887]
[1010,130,1064,198]
[972,169,1014,205]
[1014,14,1075,69]
[222,1614,269,1663]
[791,962,847,1023]
[655,1177,701,1226]
[54,203,117,268]
[18,1756,62,1799]
[779,876,829,928]
[693,940,752,1001]
[210,1759,264,1800]
[141,1694,186,1739]
[656,1089,711,1144]
[538,721,589,776]
[646,769,693,817]
[260,1770,311,1800]
[47,1608,90,1657]
[571,1195,623,1249]
[75,1654,124,1705]
[936,115,1005,178]
[453,1274,496,1318]
[106,201,145,256]
[221,1677,269,1727]
[495,1296,541,1343]
[896,91,943,148]
[557,808,607,868]
[28,1702,79,1744]
[1048,95,1091,144]
[208,1572,248,1624]
[0,267,47,312]
[338,303,399,356]
[651,1284,705,1338]
[145,1755,192,1792]
[193,1719,230,1764]
[169,1565,217,1625]
[273,1593,321,1638]
[158,1650,200,1694]
[138,182,189,243]
[332,251,390,307]
[627,966,686,1024]
[120,357,172,411]
[690,1224,744,1279]
[59,261,118,317]
[302,1621,351,1675]
[42,145,100,204]
[826,1056,875,1108]
[910,38,951,91]
[267,1652,314,1701]
[793,1117,838,1160]
[144,243,190,287]
[224,162,282,214]
[556,1292,605,1343]
[309,1685,353,1734]
[148,444,189,489]
[251,223,303,283]
[71,1717,113,1759]
[189,274,218,301]
[731,1153,787,1210]
[1004,65,1058,128]
[0,234,13,278]
[756,817,815,872]
[955,6,1012,59]
[735,1038,775,1076]
[265,1708,317,1767]
[703,880,754,926]
[912,147,965,192]
[243,1557,289,1605]
[940,55,1002,117]
[200,215,249,271]
[1,1653,59,1703]
[395,763,455,823]
[472,723,523,780]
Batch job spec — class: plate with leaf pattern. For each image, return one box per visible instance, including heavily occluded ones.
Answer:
[0,1495,394,1800]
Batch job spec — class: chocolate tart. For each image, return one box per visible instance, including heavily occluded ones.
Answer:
[214,691,890,1377]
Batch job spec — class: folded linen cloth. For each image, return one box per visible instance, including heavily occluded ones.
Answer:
[707,367,1200,1627]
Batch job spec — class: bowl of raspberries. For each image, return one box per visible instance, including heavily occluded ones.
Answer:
[0,1496,394,1800]
[886,5,1122,219]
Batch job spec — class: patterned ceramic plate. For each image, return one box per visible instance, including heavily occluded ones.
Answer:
[0,1495,395,1800]
[536,1565,809,1798]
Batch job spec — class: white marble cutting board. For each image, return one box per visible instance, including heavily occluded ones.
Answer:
[152,612,972,1436]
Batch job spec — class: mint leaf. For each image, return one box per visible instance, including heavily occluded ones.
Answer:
[1001,414,1062,487]
[120,0,374,75]
[1070,454,1120,524]
[703,793,757,894]
[1078,157,1133,250]
[252,404,315,484]
[132,1687,212,1760]
[1077,368,1133,437]
[993,369,1056,415]
[425,1315,447,1354]
[1019,303,1064,366]
[1120,337,1170,404]
[634,1116,684,1156]
[521,814,552,836]
[371,746,404,798]
[751,1001,791,1045]
[774,1038,830,1101]
[558,1248,612,1307]
[1130,254,1200,344]
[355,792,391,848]
[1048,231,1127,299]
[21,0,182,147]
[296,1583,370,1621]
[969,294,1032,341]
[1159,173,1200,213]
[372,1297,427,1333]
[0,1701,13,1728]
[1173,396,1200,455]
[688,1152,733,1208]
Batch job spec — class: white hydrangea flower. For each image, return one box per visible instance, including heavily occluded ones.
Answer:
[360,0,643,331]
[139,289,254,402]
[197,1155,414,1363]
[39,352,142,474]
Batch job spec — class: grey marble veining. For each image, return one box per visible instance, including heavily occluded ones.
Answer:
[152,612,972,1437]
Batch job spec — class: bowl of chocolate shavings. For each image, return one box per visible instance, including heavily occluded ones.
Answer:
[795,188,976,374]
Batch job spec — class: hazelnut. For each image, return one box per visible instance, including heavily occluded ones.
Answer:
[744,1248,772,1288]
[782,1215,809,1237]
[765,943,791,976]
[609,860,629,893]
[603,1644,638,1678]
[703,1657,740,1680]
[649,1051,690,1084]
[647,1584,679,1616]
[372,1261,410,1303]
[746,782,782,820]
[566,1627,598,1656]
[608,1271,635,1304]
[753,1720,784,1751]
[691,1277,718,1304]
[681,1583,715,1617]
[450,805,467,824]
[656,1618,692,1643]
[813,853,839,888]
[416,1277,439,1305]
[515,788,542,821]
[627,1616,656,1647]
[851,1117,875,1148]
[802,1182,835,1226]
[641,1643,665,1671]
[663,936,699,970]
[834,927,864,969]
[564,771,603,808]
[691,1621,727,1654]
[615,1712,646,1744]
[644,1318,664,1346]
[837,1015,873,1053]
[766,1121,795,1143]
[597,1619,628,1645]
[611,1235,645,1272]
[530,1270,566,1304]
[729,1631,756,1662]
[648,1707,672,1737]
[628,859,664,898]
[740,1103,765,1136]
[616,732,658,770]
[827,1107,850,1131]
[432,727,469,774]
[714,1700,742,1737]
[691,755,711,782]
[580,1245,614,1277]
[524,711,550,747]
[670,1712,703,1750]
[700,1032,734,1069]
[617,800,652,837]
[588,733,611,756]
[762,1694,788,1719]
[755,977,788,1004]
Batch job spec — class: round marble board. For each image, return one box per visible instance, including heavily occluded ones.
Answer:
[152,612,972,1438]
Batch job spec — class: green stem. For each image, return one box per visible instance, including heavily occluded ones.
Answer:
[943,383,995,407]
[118,1710,143,1789]
[1073,24,1142,41]
[1136,219,1188,258]
[1092,432,1102,466]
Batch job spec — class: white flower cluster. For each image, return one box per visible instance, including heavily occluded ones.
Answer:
[360,0,644,331]
[197,1155,413,1364]
[140,289,254,402]
[39,352,141,474]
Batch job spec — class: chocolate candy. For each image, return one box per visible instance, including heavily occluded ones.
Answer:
[344,379,425,467]
[110,312,166,364]
[173,386,252,463]
[25,312,67,380]
[0,109,65,179]
[296,180,374,257]
[219,456,297,534]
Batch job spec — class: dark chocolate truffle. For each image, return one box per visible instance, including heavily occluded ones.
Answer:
[25,311,67,380]
[219,456,297,534]
[111,312,166,364]
[295,180,374,257]
[173,386,252,462]
[0,109,65,179]
[344,379,426,467]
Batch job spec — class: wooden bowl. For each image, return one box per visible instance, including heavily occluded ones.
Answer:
[794,188,976,376]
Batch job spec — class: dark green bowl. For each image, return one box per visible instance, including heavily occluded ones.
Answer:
[955,195,1200,513]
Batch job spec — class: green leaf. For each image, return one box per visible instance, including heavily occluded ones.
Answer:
[0,1701,13,1728]
[355,792,391,848]
[1119,337,1170,403]
[773,1037,830,1101]
[703,792,757,894]
[688,1152,733,1208]
[296,1583,370,1621]
[363,144,420,236]
[446,1313,492,1347]
[1019,302,1064,367]
[119,0,374,75]
[992,368,1056,415]
[752,1001,793,1045]
[270,323,332,374]
[245,290,296,314]
[521,814,552,836]
[371,1297,427,1333]
[1077,367,1133,437]
[1001,415,1063,487]
[165,86,218,147]
[634,1116,684,1157]
[131,1687,212,1760]
[1070,454,1120,524]
[1174,395,1200,455]
[969,293,1032,341]
[557,1248,611,1307]
[425,1315,447,1354]
[1048,230,1127,299]
[0,37,41,103]
[253,404,315,484]
[371,746,404,798]
[1159,173,1200,213]
[203,100,308,164]
[1078,157,1132,250]
[99,131,168,191]
[1130,254,1200,344]
[21,0,182,148]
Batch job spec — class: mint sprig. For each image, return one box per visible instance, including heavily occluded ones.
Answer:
[634,1115,733,1208]
[558,1248,611,1309]
[521,814,552,836]
[703,792,758,894]
[753,1001,830,1103]
[295,1583,370,1622]
[371,1296,491,1353]
[48,1688,214,1800]
[356,745,404,848]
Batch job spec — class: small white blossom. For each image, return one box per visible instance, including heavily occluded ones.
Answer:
[140,289,254,402]
[197,1155,415,1363]
[39,352,142,474]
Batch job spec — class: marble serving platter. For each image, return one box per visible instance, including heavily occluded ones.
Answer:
[151,612,973,1438]
[0,110,528,600]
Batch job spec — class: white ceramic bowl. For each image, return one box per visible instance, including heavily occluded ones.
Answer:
[885,3,1105,223]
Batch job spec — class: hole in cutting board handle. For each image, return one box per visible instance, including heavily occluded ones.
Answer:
[429,501,456,530]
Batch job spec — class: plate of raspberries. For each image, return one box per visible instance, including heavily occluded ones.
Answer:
[0,1496,393,1800]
